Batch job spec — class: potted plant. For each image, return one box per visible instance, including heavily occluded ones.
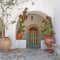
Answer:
[16,8,28,40]
[16,21,26,39]
[41,16,55,53]
[0,0,32,51]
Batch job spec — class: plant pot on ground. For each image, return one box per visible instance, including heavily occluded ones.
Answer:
[16,31,22,40]
[0,37,11,52]
[41,16,55,53]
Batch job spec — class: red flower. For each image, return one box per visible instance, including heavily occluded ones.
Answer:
[18,15,22,19]
[24,7,28,11]
[46,16,51,19]
[46,16,49,19]
[24,15,28,20]
[42,19,45,23]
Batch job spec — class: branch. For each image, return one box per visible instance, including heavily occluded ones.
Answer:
[1,3,4,11]
[1,2,5,16]
[4,5,10,12]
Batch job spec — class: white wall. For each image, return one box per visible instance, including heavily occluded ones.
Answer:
[23,14,43,33]
[5,0,54,49]
[15,40,26,48]
[53,0,60,45]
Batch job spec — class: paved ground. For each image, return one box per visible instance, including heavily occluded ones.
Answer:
[0,49,55,60]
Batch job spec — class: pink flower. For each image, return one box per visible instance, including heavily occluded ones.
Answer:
[46,16,49,19]
[23,15,28,20]
[18,15,22,19]
[42,19,45,23]
[24,7,28,11]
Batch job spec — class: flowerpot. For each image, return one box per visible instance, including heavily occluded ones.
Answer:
[44,36,54,53]
[1,37,11,52]
[44,36,53,39]
[45,49,54,53]
[16,32,22,40]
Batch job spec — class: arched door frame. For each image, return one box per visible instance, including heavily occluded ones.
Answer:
[26,24,40,48]
[27,24,40,34]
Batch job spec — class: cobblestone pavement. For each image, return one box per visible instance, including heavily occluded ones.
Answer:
[0,49,55,60]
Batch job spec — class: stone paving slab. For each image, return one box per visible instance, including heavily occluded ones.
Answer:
[0,49,55,60]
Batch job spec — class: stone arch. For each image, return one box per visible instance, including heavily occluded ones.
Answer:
[16,11,52,39]
[27,11,50,18]
[26,11,53,23]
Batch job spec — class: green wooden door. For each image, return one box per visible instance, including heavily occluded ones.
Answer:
[27,27,40,48]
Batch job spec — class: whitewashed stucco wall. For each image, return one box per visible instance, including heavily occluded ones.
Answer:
[5,0,54,49]
[53,0,60,44]
[52,0,60,55]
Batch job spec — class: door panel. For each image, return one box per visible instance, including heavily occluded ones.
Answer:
[27,27,40,48]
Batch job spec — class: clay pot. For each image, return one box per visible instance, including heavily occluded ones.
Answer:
[16,32,22,40]
[44,36,53,39]
[0,37,11,52]
[44,36,54,53]
[45,49,54,53]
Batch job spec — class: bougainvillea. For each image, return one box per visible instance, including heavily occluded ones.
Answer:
[18,7,28,23]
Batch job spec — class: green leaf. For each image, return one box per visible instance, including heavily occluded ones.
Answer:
[9,7,12,9]
[32,2,35,5]
[7,14,11,16]
[0,0,2,3]
[11,21,16,24]
[41,17,55,36]
[6,1,15,5]
[6,27,8,29]
[22,26,26,28]
[18,8,21,10]
[22,29,25,32]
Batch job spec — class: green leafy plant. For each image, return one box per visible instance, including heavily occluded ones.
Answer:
[18,8,28,33]
[41,16,55,36]
[0,0,16,29]
[18,21,26,32]
[0,0,33,29]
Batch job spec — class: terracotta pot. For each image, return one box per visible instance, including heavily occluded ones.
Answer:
[44,36,54,53]
[45,49,54,53]
[1,37,11,52]
[44,36,53,39]
[16,32,22,40]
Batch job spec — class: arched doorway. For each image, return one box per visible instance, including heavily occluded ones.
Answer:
[16,11,54,49]
[27,24,40,48]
